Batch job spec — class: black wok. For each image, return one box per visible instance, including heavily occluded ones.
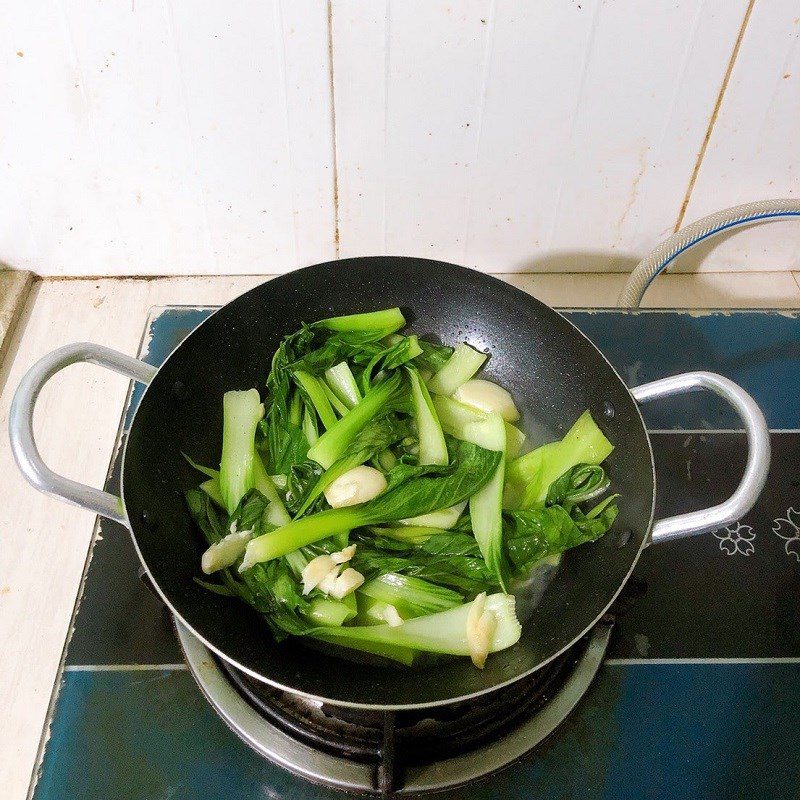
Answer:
[9,257,770,709]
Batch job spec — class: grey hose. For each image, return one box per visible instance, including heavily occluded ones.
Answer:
[618,199,800,308]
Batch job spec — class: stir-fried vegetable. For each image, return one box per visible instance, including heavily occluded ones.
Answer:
[239,438,501,569]
[309,593,521,664]
[359,573,462,618]
[325,362,362,409]
[184,308,620,670]
[407,366,448,466]
[307,373,404,469]
[428,343,487,396]
[462,413,507,589]
[219,389,263,514]
[504,410,613,509]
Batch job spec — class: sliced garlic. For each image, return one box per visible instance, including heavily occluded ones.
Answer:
[467,592,486,636]
[329,567,365,600]
[453,379,520,422]
[382,604,404,627]
[201,529,253,574]
[324,465,387,508]
[317,564,342,595]
[466,591,497,669]
[331,543,357,564]
[476,616,497,668]
[301,555,337,595]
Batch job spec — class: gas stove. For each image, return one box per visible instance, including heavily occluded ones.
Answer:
[32,306,800,800]
[177,618,611,795]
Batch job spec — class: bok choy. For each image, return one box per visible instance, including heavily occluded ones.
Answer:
[184,307,620,670]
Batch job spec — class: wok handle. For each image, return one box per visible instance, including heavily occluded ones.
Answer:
[8,343,156,526]
[630,371,770,545]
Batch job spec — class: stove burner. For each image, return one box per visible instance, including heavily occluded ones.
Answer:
[222,640,588,771]
[177,620,612,795]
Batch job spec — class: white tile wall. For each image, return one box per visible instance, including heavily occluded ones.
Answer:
[333,0,748,273]
[1,1,798,277]
[0,0,335,276]
[675,0,800,272]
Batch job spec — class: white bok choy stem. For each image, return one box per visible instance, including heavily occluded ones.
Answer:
[433,394,525,460]
[307,372,402,469]
[407,367,448,466]
[219,389,263,514]
[453,379,520,422]
[308,593,521,661]
[427,343,487,396]
[325,361,363,409]
[399,500,467,529]
[462,413,507,590]
[358,572,462,617]
[252,453,291,525]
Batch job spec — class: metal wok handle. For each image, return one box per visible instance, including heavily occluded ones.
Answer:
[630,371,770,545]
[9,343,156,526]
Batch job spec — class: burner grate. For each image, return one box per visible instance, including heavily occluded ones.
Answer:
[220,635,592,794]
[178,619,612,795]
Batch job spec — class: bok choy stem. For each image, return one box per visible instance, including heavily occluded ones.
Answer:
[320,308,405,334]
[219,389,263,514]
[302,407,319,446]
[241,438,500,568]
[463,413,507,590]
[252,453,291,525]
[433,394,525,460]
[307,372,403,469]
[307,593,520,659]
[427,343,487,396]
[320,379,350,417]
[407,367,448,466]
[325,362,363,409]
[359,573,462,617]
[505,410,613,509]
[293,371,338,431]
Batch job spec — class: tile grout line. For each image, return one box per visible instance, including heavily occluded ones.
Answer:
[64,664,189,672]
[29,271,800,283]
[606,657,800,666]
[327,0,341,258]
[60,659,800,670]
[672,0,757,233]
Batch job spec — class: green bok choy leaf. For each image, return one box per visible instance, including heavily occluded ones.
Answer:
[504,410,613,509]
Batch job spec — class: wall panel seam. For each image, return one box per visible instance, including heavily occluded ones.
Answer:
[672,0,758,233]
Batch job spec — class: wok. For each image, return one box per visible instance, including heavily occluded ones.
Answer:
[9,257,770,709]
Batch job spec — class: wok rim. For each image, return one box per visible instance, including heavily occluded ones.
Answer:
[118,257,656,710]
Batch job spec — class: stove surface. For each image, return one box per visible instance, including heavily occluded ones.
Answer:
[33,307,800,800]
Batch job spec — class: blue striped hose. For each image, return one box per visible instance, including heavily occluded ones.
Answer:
[618,199,800,308]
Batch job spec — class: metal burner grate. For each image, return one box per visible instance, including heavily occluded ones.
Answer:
[222,637,588,770]
[177,620,612,795]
